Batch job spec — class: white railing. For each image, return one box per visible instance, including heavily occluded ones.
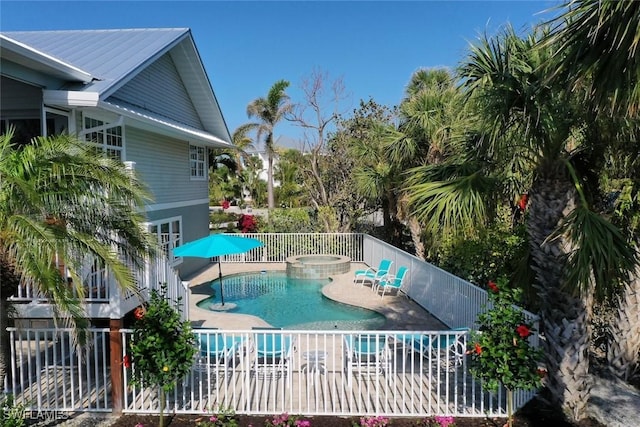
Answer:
[8,327,533,417]
[220,233,365,263]
[8,254,188,321]
[7,327,112,413]
[359,235,538,330]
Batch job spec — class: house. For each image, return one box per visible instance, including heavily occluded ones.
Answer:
[0,28,232,320]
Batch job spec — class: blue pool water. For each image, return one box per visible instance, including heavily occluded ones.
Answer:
[196,271,385,330]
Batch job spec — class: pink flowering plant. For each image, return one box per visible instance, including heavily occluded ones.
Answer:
[266,413,311,427]
[353,416,390,427]
[467,278,543,427]
[195,407,239,427]
[416,415,457,427]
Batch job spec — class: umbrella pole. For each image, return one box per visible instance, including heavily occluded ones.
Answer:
[218,258,224,306]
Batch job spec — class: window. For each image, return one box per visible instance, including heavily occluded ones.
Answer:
[149,218,182,264]
[0,118,40,147]
[81,115,124,160]
[190,144,206,180]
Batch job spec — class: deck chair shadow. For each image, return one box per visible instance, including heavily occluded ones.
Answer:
[353,259,393,288]
[251,328,296,387]
[343,334,391,387]
[373,266,409,298]
[399,328,469,372]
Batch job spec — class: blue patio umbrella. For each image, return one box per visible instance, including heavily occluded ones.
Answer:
[173,233,263,306]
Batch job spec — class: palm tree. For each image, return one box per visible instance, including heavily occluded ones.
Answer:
[246,80,292,209]
[544,0,640,383]
[349,122,397,232]
[406,27,636,421]
[392,68,464,258]
[231,123,258,171]
[209,124,259,206]
[232,123,258,205]
[0,130,155,388]
[544,0,640,116]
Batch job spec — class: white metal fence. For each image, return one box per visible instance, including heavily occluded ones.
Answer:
[7,327,112,413]
[220,233,365,263]
[5,233,538,417]
[8,328,535,418]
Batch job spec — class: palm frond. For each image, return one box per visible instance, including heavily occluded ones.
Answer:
[406,163,498,237]
[1,131,155,343]
[542,0,640,115]
[555,205,637,300]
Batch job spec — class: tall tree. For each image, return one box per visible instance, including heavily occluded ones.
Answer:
[208,124,259,205]
[288,68,349,231]
[393,68,464,258]
[544,0,640,116]
[0,130,155,388]
[335,99,398,234]
[274,148,307,208]
[246,80,292,209]
[544,0,640,383]
[406,27,636,421]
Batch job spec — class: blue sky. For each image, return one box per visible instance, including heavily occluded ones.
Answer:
[1,1,560,148]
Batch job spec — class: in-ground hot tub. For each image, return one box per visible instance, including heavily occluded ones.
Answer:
[286,254,351,279]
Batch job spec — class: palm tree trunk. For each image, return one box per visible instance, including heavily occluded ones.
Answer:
[607,261,640,381]
[527,172,592,422]
[267,153,275,209]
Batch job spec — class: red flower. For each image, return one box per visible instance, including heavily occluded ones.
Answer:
[537,368,547,378]
[488,281,499,293]
[123,354,131,369]
[221,200,230,210]
[238,214,257,233]
[134,306,145,320]
[518,193,528,211]
[474,342,482,355]
[516,324,531,338]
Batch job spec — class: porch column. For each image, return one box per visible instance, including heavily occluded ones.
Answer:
[109,318,124,415]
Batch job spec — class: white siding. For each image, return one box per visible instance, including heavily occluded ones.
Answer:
[109,53,202,129]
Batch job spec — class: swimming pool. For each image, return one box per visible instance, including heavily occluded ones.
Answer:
[196,271,385,330]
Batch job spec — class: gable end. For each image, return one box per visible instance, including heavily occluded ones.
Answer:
[108,53,202,129]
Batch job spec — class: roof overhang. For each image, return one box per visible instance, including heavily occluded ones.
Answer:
[43,90,99,107]
[99,101,232,148]
[0,34,95,83]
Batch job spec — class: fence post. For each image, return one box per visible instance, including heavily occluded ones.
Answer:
[109,318,124,415]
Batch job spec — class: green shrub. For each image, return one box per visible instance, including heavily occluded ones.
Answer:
[0,394,25,427]
[435,206,528,288]
[210,211,240,229]
[467,278,543,427]
[128,284,196,427]
[196,407,239,427]
[263,208,316,233]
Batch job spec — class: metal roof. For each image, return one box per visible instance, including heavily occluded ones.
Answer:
[2,28,232,144]
[0,34,95,83]
[3,28,188,94]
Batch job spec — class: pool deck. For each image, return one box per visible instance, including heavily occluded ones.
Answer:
[183,262,447,331]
